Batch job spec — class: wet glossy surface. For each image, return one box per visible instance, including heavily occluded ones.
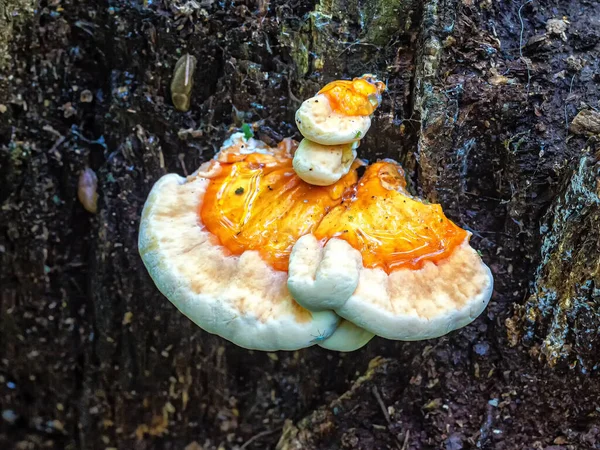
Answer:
[200,149,358,271]
[318,75,386,116]
[313,162,468,272]
[200,153,467,272]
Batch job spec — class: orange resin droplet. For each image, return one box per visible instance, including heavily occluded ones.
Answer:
[313,161,468,271]
[200,151,358,272]
[200,151,467,273]
[318,75,386,116]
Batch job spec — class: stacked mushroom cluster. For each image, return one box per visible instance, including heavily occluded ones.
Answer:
[138,75,494,352]
[292,74,386,186]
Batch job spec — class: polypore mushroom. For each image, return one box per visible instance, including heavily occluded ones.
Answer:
[295,74,386,145]
[293,74,385,186]
[140,74,492,352]
[139,131,492,351]
[292,139,359,186]
[139,134,346,351]
[287,160,493,340]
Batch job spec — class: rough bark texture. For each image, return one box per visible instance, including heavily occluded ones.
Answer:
[2,0,600,449]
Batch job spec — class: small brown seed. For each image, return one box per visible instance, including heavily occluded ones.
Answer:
[80,90,93,103]
[78,168,98,214]
[170,54,197,112]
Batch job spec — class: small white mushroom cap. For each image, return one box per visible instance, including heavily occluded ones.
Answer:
[292,139,358,186]
[318,320,375,352]
[288,235,493,341]
[138,170,341,351]
[288,234,362,311]
[295,94,371,145]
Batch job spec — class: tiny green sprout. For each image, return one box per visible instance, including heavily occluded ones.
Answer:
[477,249,483,257]
[241,123,254,140]
[348,215,354,221]
[235,187,245,195]
[354,130,362,139]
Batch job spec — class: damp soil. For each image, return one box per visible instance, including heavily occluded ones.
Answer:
[1,0,600,449]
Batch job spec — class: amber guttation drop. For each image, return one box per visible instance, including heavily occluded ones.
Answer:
[200,152,467,273]
[318,75,386,116]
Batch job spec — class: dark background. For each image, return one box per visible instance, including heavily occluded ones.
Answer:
[2,0,600,448]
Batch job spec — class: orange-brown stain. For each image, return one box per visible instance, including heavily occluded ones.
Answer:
[200,152,467,273]
[318,75,386,116]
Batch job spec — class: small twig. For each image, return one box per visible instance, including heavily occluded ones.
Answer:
[518,0,533,59]
[49,135,66,154]
[463,191,508,202]
[372,386,403,449]
[372,386,392,425]
[240,428,281,449]
[43,125,66,154]
[564,74,576,132]
[337,40,381,57]
[401,429,410,450]
[518,0,534,97]
[42,124,62,137]
[178,154,189,176]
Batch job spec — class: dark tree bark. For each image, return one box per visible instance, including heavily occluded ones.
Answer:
[2,0,600,449]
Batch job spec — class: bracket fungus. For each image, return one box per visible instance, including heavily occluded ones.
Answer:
[139,75,493,352]
[292,139,359,186]
[295,74,386,146]
[293,74,386,185]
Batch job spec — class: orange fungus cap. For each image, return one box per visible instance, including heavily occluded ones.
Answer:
[200,148,467,273]
[317,74,387,116]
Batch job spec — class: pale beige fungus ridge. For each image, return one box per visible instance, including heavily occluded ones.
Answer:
[288,234,493,342]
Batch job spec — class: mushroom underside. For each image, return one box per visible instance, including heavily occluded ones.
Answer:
[138,173,340,351]
[288,237,493,341]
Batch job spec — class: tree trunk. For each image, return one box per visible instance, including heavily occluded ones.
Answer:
[2,0,600,449]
